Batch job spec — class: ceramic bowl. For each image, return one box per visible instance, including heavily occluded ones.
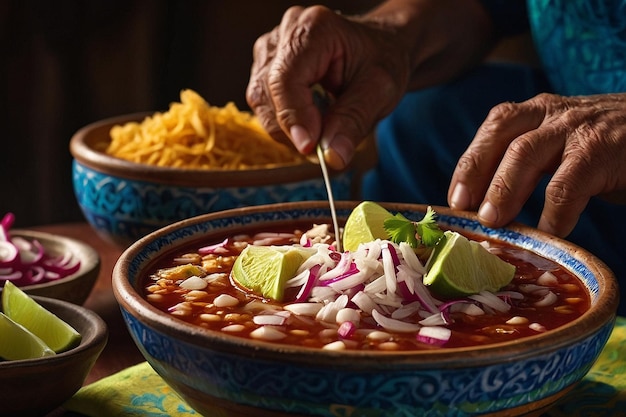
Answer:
[0,230,100,305]
[70,114,375,247]
[112,201,619,417]
[0,296,108,417]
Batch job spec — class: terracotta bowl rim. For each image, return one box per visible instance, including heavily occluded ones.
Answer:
[69,113,373,188]
[112,201,619,369]
[0,230,101,294]
[0,295,108,369]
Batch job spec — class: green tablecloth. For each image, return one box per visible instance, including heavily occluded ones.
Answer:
[64,317,626,417]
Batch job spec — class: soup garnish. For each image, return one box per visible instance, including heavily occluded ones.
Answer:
[143,206,588,351]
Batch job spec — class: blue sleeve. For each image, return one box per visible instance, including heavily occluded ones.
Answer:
[479,0,529,38]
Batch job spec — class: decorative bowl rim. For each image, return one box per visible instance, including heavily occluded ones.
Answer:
[112,201,619,369]
[0,230,101,293]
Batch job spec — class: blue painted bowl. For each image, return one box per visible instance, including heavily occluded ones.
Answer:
[70,114,375,247]
[112,201,618,417]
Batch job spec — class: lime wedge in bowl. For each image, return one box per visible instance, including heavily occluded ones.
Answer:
[342,201,394,251]
[0,312,55,360]
[232,245,306,301]
[424,231,516,298]
[2,281,81,353]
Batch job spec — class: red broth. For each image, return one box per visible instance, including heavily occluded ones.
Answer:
[142,227,589,351]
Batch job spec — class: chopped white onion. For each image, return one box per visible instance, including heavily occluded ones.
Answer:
[179,275,208,290]
[372,309,421,333]
[249,326,287,340]
[284,303,323,316]
[213,294,239,308]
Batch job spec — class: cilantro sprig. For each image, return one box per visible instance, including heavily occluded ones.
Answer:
[383,206,444,248]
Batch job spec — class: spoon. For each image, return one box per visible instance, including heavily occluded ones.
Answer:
[316,144,342,252]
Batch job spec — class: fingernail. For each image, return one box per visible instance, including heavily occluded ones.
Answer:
[478,201,498,224]
[321,134,354,170]
[290,125,315,153]
[450,183,471,209]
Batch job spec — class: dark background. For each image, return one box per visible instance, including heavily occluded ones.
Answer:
[1,0,379,228]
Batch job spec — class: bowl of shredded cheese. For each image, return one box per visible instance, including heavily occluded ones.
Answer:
[70,90,375,247]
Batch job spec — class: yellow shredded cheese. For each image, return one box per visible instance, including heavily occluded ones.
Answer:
[105,89,305,169]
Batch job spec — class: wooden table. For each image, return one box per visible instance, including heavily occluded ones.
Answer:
[33,222,145,385]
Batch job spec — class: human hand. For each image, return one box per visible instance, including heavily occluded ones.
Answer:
[448,92,626,237]
[246,5,413,170]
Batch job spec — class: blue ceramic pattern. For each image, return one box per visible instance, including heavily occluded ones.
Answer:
[72,161,353,244]
[122,309,613,417]
[119,205,613,416]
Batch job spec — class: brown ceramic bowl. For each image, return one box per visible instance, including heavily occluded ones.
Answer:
[0,296,108,417]
[113,201,619,417]
[70,113,376,247]
[0,230,100,305]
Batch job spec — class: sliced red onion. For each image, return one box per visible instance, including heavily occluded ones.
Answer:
[418,312,448,326]
[391,301,422,320]
[316,294,349,323]
[537,271,558,286]
[417,326,451,346]
[351,291,380,315]
[534,291,557,307]
[0,241,18,264]
[0,213,83,287]
[197,238,229,255]
[398,242,426,274]
[0,269,22,281]
[380,242,397,294]
[372,309,421,333]
[469,291,511,312]
[294,264,321,302]
[284,302,323,316]
[338,321,356,338]
[319,251,353,281]
[253,314,287,326]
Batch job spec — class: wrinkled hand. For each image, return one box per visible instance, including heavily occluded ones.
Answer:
[246,5,411,169]
[448,93,626,237]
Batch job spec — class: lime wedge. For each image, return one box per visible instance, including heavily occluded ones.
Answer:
[342,201,394,251]
[423,231,516,297]
[232,245,305,301]
[2,282,81,353]
[0,312,55,360]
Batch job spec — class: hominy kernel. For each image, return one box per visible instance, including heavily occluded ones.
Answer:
[554,305,574,314]
[318,328,338,340]
[289,329,310,337]
[529,323,547,332]
[560,284,580,293]
[377,341,400,351]
[184,290,209,301]
[224,313,242,322]
[366,331,392,341]
[171,309,191,317]
[506,316,529,325]
[249,326,287,340]
[322,341,346,351]
[565,297,584,304]
[146,293,164,302]
[199,313,221,322]
[221,324,246,332]
[147,284,161,292]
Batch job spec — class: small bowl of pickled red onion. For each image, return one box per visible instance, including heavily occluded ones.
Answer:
[0,213,100,305]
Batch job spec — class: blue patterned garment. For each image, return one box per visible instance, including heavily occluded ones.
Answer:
[528,0,626,95]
